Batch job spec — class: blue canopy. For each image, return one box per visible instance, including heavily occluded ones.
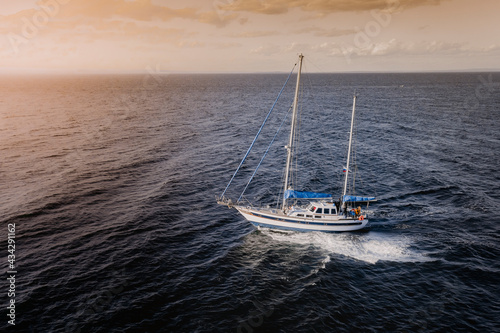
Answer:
[343,195,376,202]
[285,190,332,199]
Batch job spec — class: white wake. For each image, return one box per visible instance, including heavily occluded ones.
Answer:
[261,229,432,264]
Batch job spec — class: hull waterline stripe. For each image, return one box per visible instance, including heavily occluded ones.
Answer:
[246,211,363,226]
[249,221,366,233]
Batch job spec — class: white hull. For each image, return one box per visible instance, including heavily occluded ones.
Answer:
[235,206,369,232]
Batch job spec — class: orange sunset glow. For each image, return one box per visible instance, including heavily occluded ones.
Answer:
[0,0,499,73]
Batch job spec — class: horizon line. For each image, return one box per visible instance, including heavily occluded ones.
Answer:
[1,68,499,75]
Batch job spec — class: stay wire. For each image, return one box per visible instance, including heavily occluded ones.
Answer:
[220,62,297,199]
[238,104,293,202]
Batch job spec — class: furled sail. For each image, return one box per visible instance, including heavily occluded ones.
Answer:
[342,195,376,202]
[285,190,332,199]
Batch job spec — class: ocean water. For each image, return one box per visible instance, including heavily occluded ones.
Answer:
[1,71,499,332]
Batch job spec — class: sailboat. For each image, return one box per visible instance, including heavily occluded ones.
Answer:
[217,54,375,232]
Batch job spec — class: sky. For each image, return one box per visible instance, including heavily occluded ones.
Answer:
[0,0,499,73]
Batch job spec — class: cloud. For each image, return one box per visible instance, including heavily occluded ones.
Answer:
[1,0,241,32]
[324,39,500,58]
[297,26,356,37]
[222,0,450,14]
[251,42,311,55]
[58,0,198,21]
[197,10,240,28]
[230,30,278,38]
[0,0,245,58]
[368,39,468,56]
[250,44,281,55]
[248,39,500,64]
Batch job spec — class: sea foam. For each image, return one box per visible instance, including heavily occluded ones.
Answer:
[262,229,432,264]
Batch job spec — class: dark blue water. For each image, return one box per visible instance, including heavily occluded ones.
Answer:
[1,72,499,332]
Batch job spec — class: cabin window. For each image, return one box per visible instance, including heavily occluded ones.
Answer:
[316,208,322,214]
[297,214,304,217]
[314,215,321,219]
[324,208,330,214]
[306,215,312,218]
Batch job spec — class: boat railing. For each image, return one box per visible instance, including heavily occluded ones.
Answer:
[216,196,234,208]
[236,197,276,211]
[216,196,262,210]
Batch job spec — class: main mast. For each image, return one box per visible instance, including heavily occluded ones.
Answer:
[342,94,356,203]
[282,54,304,210]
